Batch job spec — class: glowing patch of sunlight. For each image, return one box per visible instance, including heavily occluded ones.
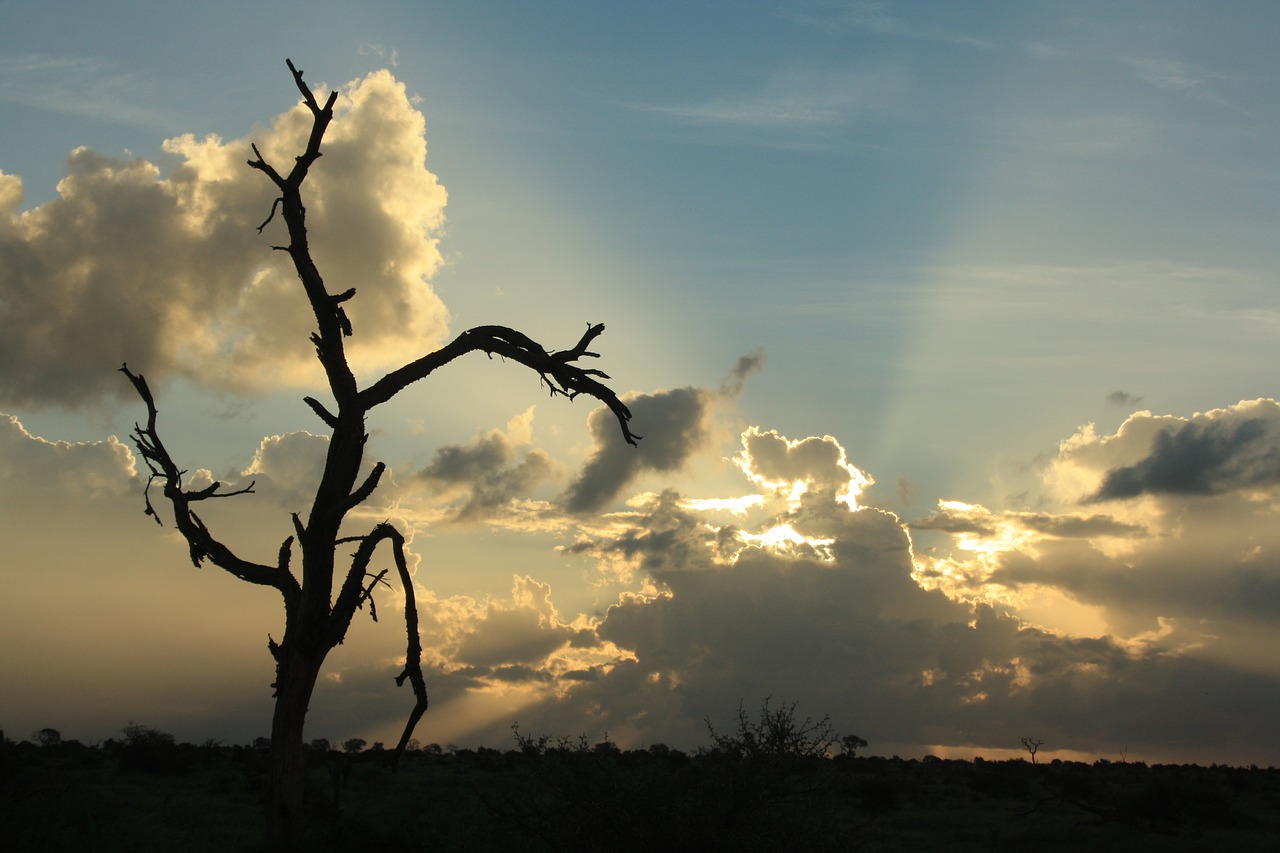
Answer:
[733,428,873,511]
[414,684,548,746]
[920,668,944,686]
[680,494,766,515]
[1012,588,1111,638]
[922,743,1100,764]
[955,523,1035,555]
[738,523,836,561]
[1011,658,1032,688]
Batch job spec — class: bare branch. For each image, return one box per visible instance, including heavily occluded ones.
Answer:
[247,144,286,189]
[302,396,339,428]
[360,324,640,446]
[256,196,284,232]
[384,525,428,769]
[347,461,386,511]
[358,569,390,622]
[119,364,301,605]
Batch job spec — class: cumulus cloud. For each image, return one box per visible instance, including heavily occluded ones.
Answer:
[239,431,331,509]
[560,354,765,515]
[466,425,1280,762]
[1080,400,1280,501]
[0,68,448,407]
[561,387,710,514]
[0,412,137,505]
[399,420,1280,763]
[735,427,872,511]
[913,400,1280,675]
[415,408,562,524]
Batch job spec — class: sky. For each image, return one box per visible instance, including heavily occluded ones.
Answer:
[2,1,1280,765]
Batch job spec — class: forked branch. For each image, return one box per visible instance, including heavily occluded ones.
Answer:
[119,364,301,606]
[328,522,428,769]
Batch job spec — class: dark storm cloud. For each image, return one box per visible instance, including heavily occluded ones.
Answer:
[1088,406,1280,501]
[417,426,560,522]
[561,387,711,514]
[560,354,765,515]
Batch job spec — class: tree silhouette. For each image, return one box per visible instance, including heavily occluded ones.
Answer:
[1021,736,1044,765]
[121,59,637,850]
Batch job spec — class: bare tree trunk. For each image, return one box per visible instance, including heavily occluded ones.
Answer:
[268,648,324,851]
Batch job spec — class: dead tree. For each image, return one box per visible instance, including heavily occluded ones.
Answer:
[1022,736,1045,765]
[121,60,638,850]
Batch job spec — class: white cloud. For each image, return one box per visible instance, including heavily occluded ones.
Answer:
[0,68,448,406]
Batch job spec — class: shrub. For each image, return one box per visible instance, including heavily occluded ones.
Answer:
[119,722,188,774]
[705,698,839,760]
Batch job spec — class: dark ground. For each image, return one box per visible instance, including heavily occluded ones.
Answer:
[3,736,1278,851]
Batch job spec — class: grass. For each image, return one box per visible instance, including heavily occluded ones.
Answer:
[3,739,1279,851]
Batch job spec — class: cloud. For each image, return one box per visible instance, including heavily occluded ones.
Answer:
[734,427,872,511]
[561,388,711,514]
[642,67,897,128]
[486,426,1280,762]
[416,408,562,523]
[0,412,137,505]
[0,54,174,128]
[1105,390,1142,407]
[1078,400,1280,501]
[793,1,994,49]
[239,431,331,509]
[1123,57,1234,108]
[911,502,1146,541]
[491,423,1280,762]
[913,400,1280,672]
[0,68,448,407]
[559,355,767,515]
[0,413,288,745]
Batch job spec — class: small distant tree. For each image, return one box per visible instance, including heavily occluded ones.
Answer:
[1021,736,1044,764]
[121,59,638,850]
[706,698,838,760]
[840,734,869,757]
[32,728,61,748]
[342,738,367,755]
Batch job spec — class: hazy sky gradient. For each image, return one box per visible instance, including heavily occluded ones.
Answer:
[3,2,1280,764]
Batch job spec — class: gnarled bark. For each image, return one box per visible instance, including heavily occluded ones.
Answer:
[123,59,637,851]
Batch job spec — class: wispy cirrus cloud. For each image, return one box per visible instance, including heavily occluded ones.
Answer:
[1123,56,1236,108]
[0,54,176,128]
[632,66,899,129]
[789,1,994,49]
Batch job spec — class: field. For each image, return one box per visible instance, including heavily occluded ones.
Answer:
[3,734,1279,851]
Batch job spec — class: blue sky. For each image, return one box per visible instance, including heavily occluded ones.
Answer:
[3,2,1280,763]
